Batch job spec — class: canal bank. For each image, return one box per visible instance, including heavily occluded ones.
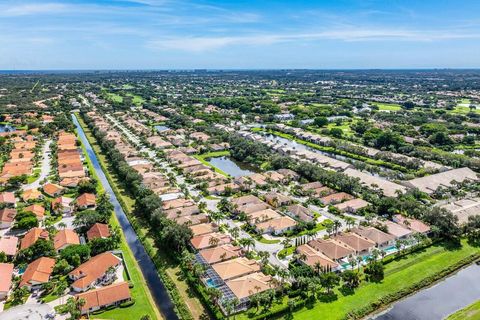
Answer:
[371,263,480,320]
[72,114,178,320]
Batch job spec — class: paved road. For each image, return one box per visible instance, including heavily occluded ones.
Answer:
[22,139,52,190]
[72,114,178,320]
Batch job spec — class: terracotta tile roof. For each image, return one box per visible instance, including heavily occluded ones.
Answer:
[22,188,43,201]
[256,216,297,233]
[286,204,313,222]
[0,192,15,204]
[230,195,263,207]
[199,244,242,264]
[43,183,63,196]
[190,223,217,236]
[69,252,122,290]
[351,226,395,246]
[24,204,45,219]
[226,272,273,300]
[334,232,376,253]
[76,193,96,207]
[382,220,413,238]
[320,192,354,205]
[296,244,339,270]
[393,215,431,234]
[334,198,370,212]
[20,228,49,250]
[20,257,55,287]
[0,263,14,293]
[190,232,231,250]
[0,236,18,256]
[0,208,17,224]
[302,181,324,191]
[308,238,355,261]
[87,223,110,241]
[212,257,260,281]
[247,209,281,224]
[54,229,80,250]
[76,282,131,313]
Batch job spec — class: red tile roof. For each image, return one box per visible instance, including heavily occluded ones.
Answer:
[87,223,110,241]
[20,257,55,288]
[76,282,131,313]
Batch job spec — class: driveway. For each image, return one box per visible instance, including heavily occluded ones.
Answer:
[22,139,52,190]
[0,303,54,320]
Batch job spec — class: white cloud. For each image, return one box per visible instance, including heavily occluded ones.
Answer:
[147,28,480,52]
[0,3,68,17]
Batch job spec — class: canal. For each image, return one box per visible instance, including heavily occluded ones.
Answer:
[72,114,178,320]
[371,263,480,320]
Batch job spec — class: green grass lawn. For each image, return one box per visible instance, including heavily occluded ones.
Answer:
[105,92,124,103]
[75,115,161,320]
[193,150,231,177]
[372,102,402,111]
[126,93,145,106]
[239,240,480,320]
[447,299,480,320]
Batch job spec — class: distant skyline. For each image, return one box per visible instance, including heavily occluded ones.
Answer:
[1,0,480,70]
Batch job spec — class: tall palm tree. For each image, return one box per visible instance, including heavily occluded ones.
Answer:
[239,237,255,253]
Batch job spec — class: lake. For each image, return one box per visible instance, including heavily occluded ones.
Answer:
[371,263,480,320]
[207,156,258,177]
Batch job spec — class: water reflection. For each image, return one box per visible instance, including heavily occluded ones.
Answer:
[372,264,480,320]
[207,156,259,177]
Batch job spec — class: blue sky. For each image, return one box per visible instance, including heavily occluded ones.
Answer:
[1,0,480,69]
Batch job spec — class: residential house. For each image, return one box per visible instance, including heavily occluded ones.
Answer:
[69,252,123,292]
[76,193,97,210]
[22,188,43,202]
[20,228,49,250]
[224,272,273,311]
[87,223,110,241]
[393,215,431,234]
[378,221,411,240]
[296,245,339,271]
[0,236,18,258]
[42,183,64,197]
[54,229,80,252]
[76,282,131,315]
[52,196,74,215]
[0,192,16,207]
[190,223,218,236]
[351,227,395,248]
[255,216,297,235]
[190,232,231,251]
[197,244,242,265]
[0,208,16,229]
[320,192,354,205]
[334,232,376,256]
[19,257,55,290]
[285,204,314,222]
[24,204,45,220]
[334,198,370,213]
[263,192,292,208]
[308,239,355,262]
[0,263,14,300]
[211,257,260,282]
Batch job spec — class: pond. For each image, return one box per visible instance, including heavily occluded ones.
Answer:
[0,124,16,133]
[371,263,480,320]
[207,156,259,177]
[154,125,170,133]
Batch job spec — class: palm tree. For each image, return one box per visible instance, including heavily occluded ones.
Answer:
[333,220,342,235]
[58,222,67,229]
[230,227,240,241]
[239,237,255,253]
[356,256,363,272]
[345,216,355,230]
[209,236,220,247]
